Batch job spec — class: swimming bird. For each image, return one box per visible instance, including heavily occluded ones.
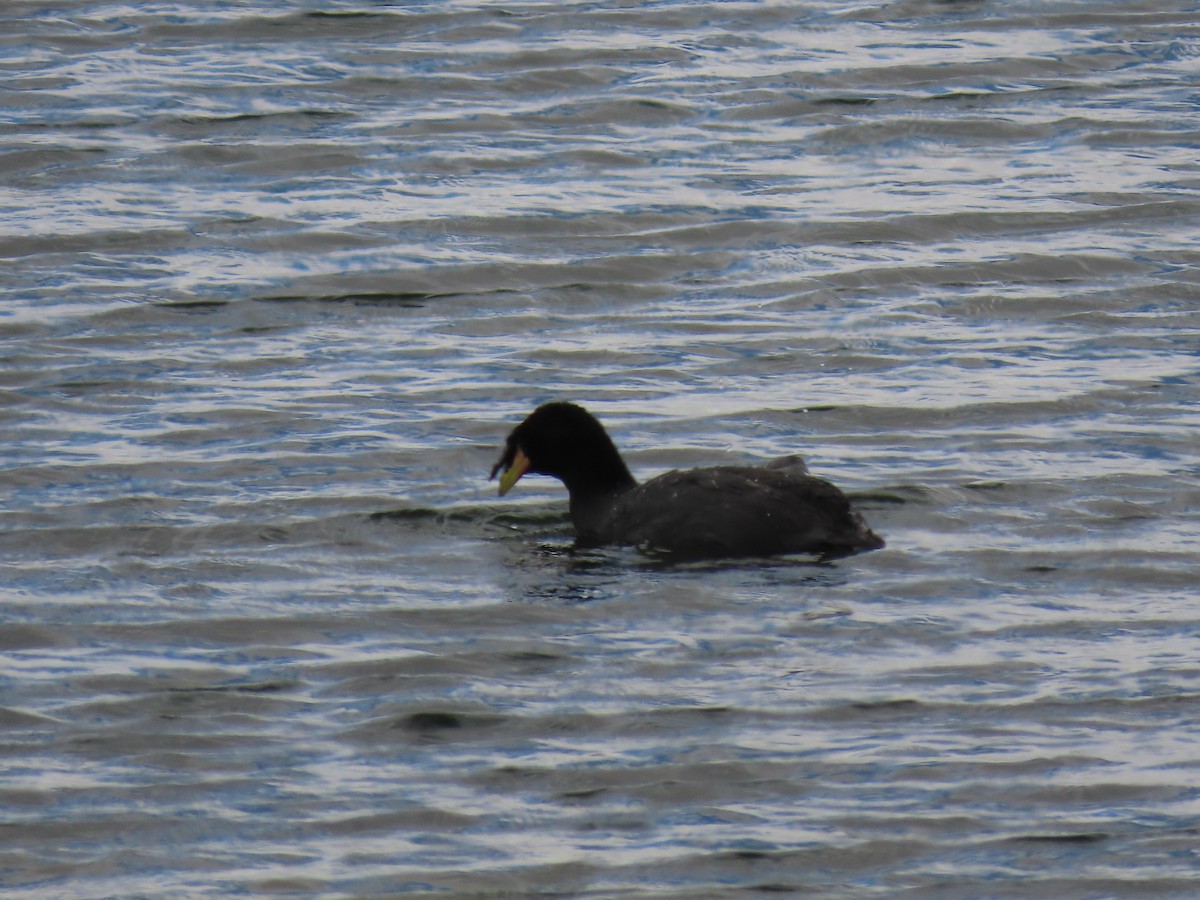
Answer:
[490,402,884,560]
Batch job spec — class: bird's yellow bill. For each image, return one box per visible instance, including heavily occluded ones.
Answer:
[497,447,530,496]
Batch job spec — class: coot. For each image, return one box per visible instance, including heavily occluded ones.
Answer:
[490,402,884,560]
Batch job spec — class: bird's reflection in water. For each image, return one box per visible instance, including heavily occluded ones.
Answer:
[501,533,854,606]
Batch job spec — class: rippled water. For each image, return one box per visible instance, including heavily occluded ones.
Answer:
[4,1,1200,896]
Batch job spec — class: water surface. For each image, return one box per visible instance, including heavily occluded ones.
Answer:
[3,1,1200,896]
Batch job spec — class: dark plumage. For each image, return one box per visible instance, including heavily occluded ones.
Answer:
[490,402,884,560]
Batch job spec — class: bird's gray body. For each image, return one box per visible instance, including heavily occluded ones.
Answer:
[574,456,882,560]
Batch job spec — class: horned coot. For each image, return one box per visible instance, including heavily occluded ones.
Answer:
[490,402,884,560]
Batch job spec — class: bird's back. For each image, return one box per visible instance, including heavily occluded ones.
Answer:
[590,458,883,560]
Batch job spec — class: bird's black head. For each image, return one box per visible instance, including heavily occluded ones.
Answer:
[490,402,634,496]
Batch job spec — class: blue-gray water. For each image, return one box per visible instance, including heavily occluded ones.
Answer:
[3,1,1200,897]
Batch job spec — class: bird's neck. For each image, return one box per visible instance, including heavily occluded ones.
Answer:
[563,462,636,502]
[564,461,636,537]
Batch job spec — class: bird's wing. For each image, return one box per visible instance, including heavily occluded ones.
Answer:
[605,467,860,558]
